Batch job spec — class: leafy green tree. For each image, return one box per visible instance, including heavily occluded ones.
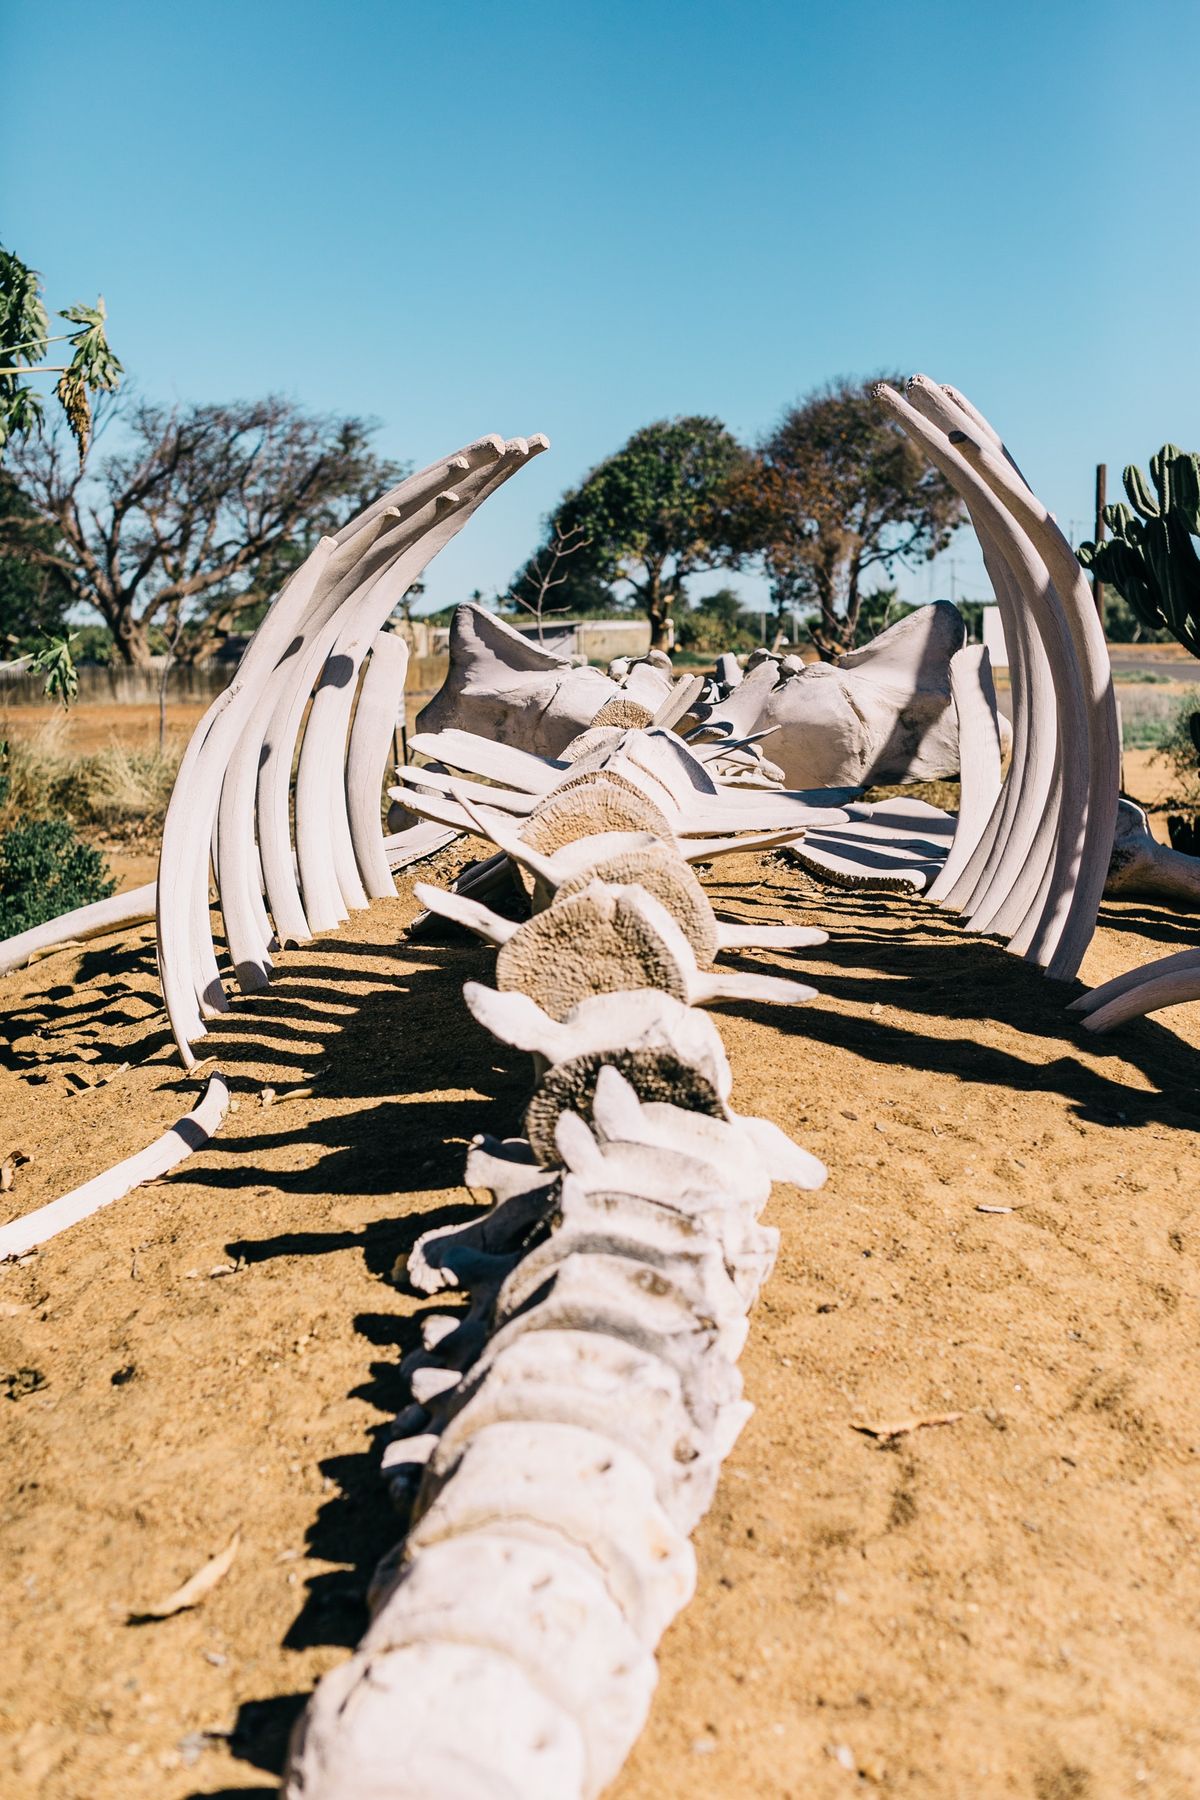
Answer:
[0,472,73,651]
[0,397,405,665]
[529,417,753,650]
[676,586,757,654]
[0,246,122,459]
[725,376,965,660]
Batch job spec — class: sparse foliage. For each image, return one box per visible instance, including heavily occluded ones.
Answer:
[726,376,965,660]
[675,587,757,654]
[507,519,591,641]
[0,396,405,665]
[29,632,79,708]
[0,247,122,459]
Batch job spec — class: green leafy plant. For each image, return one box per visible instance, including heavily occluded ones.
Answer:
[676,587,758,654]
[0,816,114,936]
[724,376,965,661]
[1152,688,1200,809]
[1078,446,1200,658]
[29,631,78,707]
[0,248,122,459]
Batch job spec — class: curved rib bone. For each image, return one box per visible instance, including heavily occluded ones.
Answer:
[0,1075,228,1260]
[0,881,157,977]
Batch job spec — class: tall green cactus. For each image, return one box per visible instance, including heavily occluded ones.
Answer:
[1078,444,1200,658]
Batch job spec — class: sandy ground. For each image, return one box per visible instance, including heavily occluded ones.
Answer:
[1,835,1199,1800]
[0,702,214,758]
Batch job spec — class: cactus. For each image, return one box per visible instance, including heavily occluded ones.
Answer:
[1078,444,1200,658]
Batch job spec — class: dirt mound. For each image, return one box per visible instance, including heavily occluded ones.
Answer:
[1,847,1198,1797]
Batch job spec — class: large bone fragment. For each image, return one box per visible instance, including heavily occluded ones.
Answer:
[417,605,620,756]
[416,878,818,1018]
[1104,800,1200,910]
[407,1420,696,1644]
[284,1637,586,1800]
[787,796,955,892]
[426,1332,723,1532]
[691,602,977,788]
[357,1533,657,1797]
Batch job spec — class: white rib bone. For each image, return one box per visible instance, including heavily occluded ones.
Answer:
[407,728,567,793]
[926,645,1004,903]
[0,880,157,977]
[154,435,545,1060]
[876,382,1099,974]
[899,380,1037,924]
[345,627,410,899]
[0,1076,228,1260]
[295,446,540,933]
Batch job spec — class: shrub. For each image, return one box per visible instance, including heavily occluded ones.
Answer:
[0,817,114,936]
[0,718,182,836]
[1152,689,1200,809]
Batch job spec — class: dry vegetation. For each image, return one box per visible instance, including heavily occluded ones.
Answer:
[0,714,184,841]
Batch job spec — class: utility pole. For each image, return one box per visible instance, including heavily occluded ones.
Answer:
[1093,463,1107,628]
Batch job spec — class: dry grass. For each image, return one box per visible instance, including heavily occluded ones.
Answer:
[0,715,184,837]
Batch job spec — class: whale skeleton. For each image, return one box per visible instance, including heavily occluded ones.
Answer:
[154,434,548,1065]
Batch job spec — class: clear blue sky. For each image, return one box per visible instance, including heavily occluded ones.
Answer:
[4,0,1198,617]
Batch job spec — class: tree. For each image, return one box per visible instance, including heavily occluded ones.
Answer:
[531,417,753,650]
[0,396,405,665]
[505,518,592,641]
[726,376,965,661]
[0,246,122,459]
[0,472,73,651]
[675,586,757,654]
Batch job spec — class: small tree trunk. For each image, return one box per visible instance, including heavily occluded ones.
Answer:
[158,655,170,755]
[645,569,671,652]
[109,606,154,667]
